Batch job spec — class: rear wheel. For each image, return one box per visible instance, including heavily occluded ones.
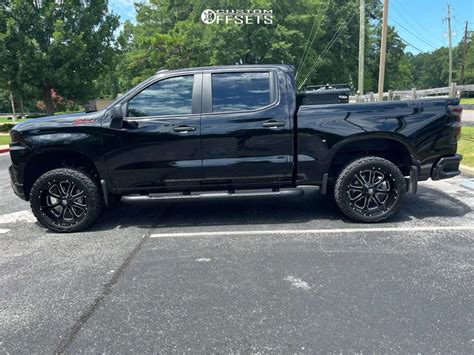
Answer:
[30,168,103,232]
[334,156,405,222]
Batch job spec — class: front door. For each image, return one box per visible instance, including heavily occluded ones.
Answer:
[200,70,293,185]
[103,73,203,190]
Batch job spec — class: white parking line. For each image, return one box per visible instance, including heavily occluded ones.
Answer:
[150,225,474,239]
[0,229,10,234]
[0,210,36,224]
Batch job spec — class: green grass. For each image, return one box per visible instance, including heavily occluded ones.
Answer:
[459,126,474,167]
[0,116,29,123]
[460,98,474,105]
[0,135,11,145]
[0,116,13,123]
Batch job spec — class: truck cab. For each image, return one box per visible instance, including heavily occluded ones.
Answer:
[102,65,295,192]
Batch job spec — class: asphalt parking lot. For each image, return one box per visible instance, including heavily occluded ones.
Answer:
[1,152,473,353]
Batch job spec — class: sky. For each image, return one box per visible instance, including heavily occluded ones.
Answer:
[109,0,474,54]
[387,0,474,53]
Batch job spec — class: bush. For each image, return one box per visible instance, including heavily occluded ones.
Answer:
[26,114,47,119]
[0,123,15,132]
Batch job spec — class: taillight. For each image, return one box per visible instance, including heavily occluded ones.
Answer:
[448,105,463,116]
[448,105,463,140]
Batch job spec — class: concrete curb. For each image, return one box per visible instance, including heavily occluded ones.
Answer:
[460,164,474,177]
[0,145,9,154]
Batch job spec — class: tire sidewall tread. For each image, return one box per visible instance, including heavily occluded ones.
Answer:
[30,168,103,233]
[334,156,406,223]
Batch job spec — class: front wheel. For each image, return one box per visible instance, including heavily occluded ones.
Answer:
[30,168,103,232]
[334,156,405,223]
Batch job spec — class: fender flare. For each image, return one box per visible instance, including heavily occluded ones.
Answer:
[22,147,111,198]
[323,133,419,173]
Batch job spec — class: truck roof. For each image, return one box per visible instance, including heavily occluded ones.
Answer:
[156,64,295,75]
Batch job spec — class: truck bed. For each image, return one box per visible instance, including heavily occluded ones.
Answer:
[295,98,461,183]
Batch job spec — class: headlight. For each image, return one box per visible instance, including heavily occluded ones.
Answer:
[9,128,22,144]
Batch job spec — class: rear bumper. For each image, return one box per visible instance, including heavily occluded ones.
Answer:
[9,164,26,200]
[431,154,462,180]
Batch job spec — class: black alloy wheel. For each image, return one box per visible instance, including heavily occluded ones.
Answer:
[40,180,88,226]
[334,156,405,222]
[346,168,397,217]
[30,168,103,232]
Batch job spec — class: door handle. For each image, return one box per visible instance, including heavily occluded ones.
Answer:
[262,120,285,128]
[173,126,196,133]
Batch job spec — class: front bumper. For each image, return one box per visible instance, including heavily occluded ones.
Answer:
[431,154,462,180]
[9,164,26,200]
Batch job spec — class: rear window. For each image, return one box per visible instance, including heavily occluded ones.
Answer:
[211,72,271,112]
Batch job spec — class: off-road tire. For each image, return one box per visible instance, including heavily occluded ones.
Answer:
[334,156,405,222]
[30,168,103,232]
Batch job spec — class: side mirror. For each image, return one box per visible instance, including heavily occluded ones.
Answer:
[110,104,123,129]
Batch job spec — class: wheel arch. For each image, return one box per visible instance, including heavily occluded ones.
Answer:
[23,149,101,200]
[326,134,417,179]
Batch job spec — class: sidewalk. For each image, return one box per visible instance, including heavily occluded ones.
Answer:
[0,145,9,153]
[461,164,474,177]
[462,109,474,127]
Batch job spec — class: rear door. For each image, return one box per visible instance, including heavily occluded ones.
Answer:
[200,69,293,185]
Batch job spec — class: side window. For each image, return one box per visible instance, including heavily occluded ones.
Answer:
[211,72,271,112]
[127,75,194,117]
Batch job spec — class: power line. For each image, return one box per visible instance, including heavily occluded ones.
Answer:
[375,16,425,53]
[399,36,424,53]
[393,0,444,45]
[295,4,321,78]
[298,10,357,89]
[389,16,439,50]
[370,2,441,53]
[451,6,464,40]
[295,0,328,80]
[318,13,356,58]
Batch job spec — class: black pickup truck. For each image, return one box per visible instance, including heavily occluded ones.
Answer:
[9,65,463,232]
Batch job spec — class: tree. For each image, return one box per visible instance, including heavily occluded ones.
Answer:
[115,0,419,95]
[409,32,474,90]
[459,32,474,85]
[116,0,357,91]
[0,0,119,115]
[364,24,411,92]
[411,48,450,89]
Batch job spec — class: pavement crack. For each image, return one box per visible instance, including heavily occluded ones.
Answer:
[54,233,150,354]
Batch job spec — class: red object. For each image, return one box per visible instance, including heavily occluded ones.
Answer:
[0,147,9,154]
[448,105,463,141]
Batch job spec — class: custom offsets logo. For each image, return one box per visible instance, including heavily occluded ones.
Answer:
[201,9,273,25]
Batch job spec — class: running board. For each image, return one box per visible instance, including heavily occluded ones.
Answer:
[121,188,304,204]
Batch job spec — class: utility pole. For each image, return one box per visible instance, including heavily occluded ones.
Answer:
[9,92,17,122]
[377,0,389,101]
[446,4,453,87]
[358,0,365,99]
[460,20,469,85]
